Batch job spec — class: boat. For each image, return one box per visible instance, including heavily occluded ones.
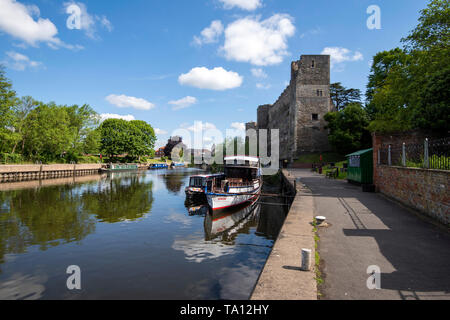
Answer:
[149,163,169,169]
[205,156,262,212]
[185,173,225,202]
[100,163,139,172]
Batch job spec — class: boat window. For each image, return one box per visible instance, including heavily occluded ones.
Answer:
[190,177,204,187]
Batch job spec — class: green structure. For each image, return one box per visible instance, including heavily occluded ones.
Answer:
[346,148,373,184]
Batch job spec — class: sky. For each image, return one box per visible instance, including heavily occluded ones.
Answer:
[0,0,429,149]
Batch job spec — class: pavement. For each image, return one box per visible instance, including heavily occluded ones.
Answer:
[288,169,450,300]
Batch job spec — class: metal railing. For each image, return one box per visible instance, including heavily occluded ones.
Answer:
[378,137,449,170]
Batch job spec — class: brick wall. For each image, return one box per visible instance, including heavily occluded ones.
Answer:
[373,132,449,226]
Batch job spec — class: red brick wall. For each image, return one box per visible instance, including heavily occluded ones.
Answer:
[372,132,449,226]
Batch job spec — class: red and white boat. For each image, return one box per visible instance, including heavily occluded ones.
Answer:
[206,156,262,212]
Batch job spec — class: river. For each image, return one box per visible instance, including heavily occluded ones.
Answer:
[0,168,287,300]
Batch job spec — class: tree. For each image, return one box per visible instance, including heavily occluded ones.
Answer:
[366,0,450,134]
[330,82,362,111]
[11,96,39,154]
[99,119,157,160]
[23,103,74,162]
[324,103,371,155]
[99,119,130,158]
[0,66,17,153]
[128,120,156,159]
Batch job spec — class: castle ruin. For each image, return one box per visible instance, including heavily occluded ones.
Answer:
[246,54,335,164]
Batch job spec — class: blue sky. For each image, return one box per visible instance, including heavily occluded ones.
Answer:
[0,0,429,148]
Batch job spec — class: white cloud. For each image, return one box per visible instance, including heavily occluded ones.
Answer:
[0,0,68,48]
[63,2,113,39]
[169,96,198,110]
[105,94,155,110]
[3,51,42,71]
[221,14,295,66]
[256,83,271,90]
[154,128,168,135]
[193,20,223,46]
[251,68,267,78]
[100,113,135,122]
[219,0,262,11]
[231,122,245,131]
[179,67,243,91]
[321,47,363,69]
[187,122,217,133]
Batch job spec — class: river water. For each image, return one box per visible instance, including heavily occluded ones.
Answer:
[0,168,287,300]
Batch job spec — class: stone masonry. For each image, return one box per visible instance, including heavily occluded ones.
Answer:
[246,55,335,163]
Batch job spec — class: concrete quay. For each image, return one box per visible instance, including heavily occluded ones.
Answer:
[0,164,102,183]
[251,169,317,300]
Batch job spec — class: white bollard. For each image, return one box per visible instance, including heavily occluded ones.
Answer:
[301,249,312,271]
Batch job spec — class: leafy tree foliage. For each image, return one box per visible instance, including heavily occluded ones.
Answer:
[366,0,449,133]
[0,66,156,163]
[324,103,372,155]
[330,82,362,111]
[99,119,156,159]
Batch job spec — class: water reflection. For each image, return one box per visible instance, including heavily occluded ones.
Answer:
[0,168,287,300]
[82,172,154,223]
[204,204,261,242]
[0,172,154,268]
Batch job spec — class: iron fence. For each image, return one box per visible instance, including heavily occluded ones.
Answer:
[378,137,449,170]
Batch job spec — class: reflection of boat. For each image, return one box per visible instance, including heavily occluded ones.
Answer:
[206,156,261,212]
[185,173,225,202]
[187,204,209,216]
[101,164,139,172]
[204,202,260,240]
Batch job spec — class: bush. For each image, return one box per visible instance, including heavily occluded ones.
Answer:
[2,153,23,164]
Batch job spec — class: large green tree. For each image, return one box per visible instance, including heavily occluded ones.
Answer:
[0,66,17,153]
[324,103,372,155]
[99,118,156,160]
[330,82,362,111]
[366,0,450,133]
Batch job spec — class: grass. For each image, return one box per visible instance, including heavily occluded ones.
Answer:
[312,219,324,298]
[319,161,348,180]
[295,152,346,164]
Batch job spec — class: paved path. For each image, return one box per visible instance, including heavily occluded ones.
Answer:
[288,169,450,300]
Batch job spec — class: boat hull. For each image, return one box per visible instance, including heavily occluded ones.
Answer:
[206,183,261,212]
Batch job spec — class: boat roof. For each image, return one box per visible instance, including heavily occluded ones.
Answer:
[224,156,259,162]
[190,173,225,179]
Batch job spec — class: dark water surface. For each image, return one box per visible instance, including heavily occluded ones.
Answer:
[0,168,287,300]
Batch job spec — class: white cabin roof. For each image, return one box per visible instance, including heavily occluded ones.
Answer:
[224,156,259,162]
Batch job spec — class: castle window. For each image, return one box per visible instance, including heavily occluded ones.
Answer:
[317,90,323,97]
[312,60,315,68]
[312,114,319,121]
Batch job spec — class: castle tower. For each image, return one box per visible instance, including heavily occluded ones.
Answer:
[246,54,334,163]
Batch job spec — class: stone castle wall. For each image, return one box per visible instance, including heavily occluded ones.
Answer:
[248,55,334,162]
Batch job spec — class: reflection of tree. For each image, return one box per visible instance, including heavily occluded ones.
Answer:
[82,175,154,223]
[0,186,97,269]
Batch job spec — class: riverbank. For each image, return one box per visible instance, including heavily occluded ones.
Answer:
[251,169,317,300]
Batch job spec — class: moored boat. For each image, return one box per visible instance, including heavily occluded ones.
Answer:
[206,156,262,212]
[185,173,225,202]
[100,163,139,172]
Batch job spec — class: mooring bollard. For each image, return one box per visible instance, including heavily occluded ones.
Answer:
[301,249,312,271]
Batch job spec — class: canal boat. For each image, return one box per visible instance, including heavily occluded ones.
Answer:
[100,164,139,172]
[205,156,262,212]
[149,163,169,169]
[185,173,225,202]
